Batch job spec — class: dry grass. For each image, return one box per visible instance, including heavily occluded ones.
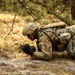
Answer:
[0,13,36,59]
[0,12,61,59]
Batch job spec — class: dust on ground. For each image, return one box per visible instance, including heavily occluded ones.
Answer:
[0,13,75,75]
[0,56,75,75]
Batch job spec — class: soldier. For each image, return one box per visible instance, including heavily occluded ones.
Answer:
[21,22,75,60]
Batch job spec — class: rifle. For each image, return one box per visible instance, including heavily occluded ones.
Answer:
[20,44,36,56]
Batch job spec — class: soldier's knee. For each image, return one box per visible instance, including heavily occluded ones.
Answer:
[31,52,52,61]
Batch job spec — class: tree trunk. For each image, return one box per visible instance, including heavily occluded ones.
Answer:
[71,0,75,20]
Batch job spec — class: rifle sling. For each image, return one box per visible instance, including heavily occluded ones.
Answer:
[39,29,53,46]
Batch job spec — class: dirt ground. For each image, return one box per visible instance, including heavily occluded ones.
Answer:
[0,56,75,75]
[0,13,75,75]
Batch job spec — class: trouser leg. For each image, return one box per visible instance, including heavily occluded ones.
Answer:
[67,39,75,58]
[32,52,52,61]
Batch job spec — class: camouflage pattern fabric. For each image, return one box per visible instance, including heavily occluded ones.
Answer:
[22,23,75,60]
[66,25,75,58]
[33,28,54,60]
[32,28,67,60]
[32,25,75,60]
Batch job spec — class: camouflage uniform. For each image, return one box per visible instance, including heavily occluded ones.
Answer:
[33,27,71,60]
[53,25,75,58]
[22,22,75,60]
[33,28,54,60]
[66,25,75,57]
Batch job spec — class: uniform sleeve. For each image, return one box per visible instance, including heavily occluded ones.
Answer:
[32,36,52,60]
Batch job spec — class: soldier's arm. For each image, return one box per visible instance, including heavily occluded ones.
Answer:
[32,40,52,61]
[20,44,36,56]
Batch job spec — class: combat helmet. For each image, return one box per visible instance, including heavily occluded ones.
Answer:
[22,22,38,36]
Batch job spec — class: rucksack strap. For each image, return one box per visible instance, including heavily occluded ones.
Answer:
[39,29,53,46]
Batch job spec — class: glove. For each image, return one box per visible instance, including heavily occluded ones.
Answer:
[20,44,36,56]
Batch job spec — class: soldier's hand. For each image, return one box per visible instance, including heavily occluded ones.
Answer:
[20,44,36,56]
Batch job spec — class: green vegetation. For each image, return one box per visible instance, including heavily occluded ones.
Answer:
[0,0,75,25]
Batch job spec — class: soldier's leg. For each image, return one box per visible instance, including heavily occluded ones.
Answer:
[67,39,75,58]
[32,52,52,61]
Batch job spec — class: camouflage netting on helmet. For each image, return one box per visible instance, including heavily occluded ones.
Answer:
[22,22,38,36]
